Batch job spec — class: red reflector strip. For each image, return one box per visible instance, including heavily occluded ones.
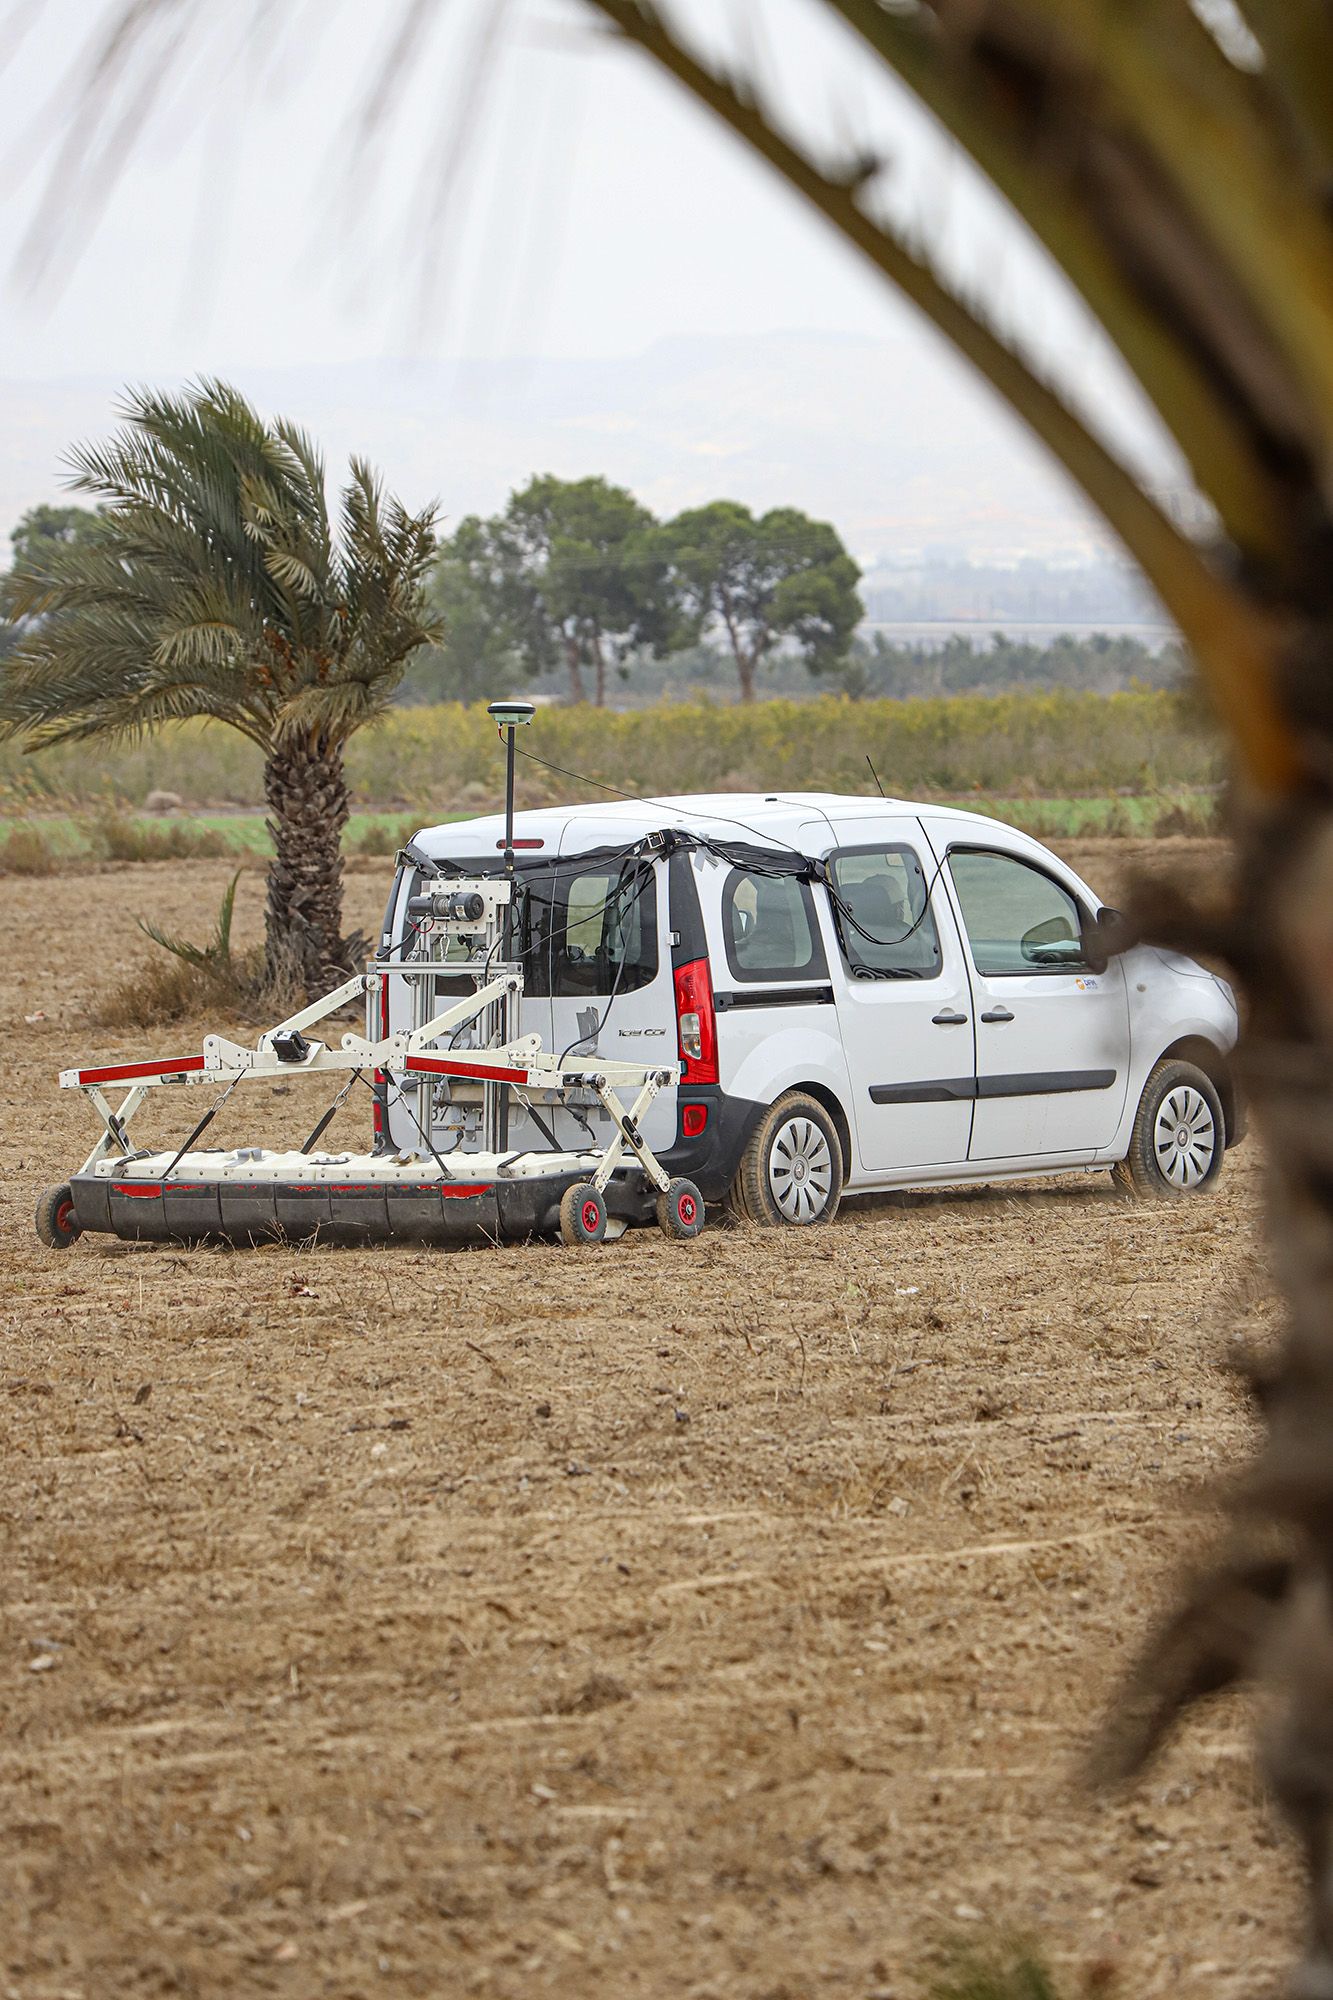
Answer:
[77,1056,207,1085]
[439,1183,492,1199]
[496,838,544,849]
[112,1182,162,1198]
[405,1056,532,1085]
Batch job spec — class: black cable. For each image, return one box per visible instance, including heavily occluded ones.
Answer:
[824,851,951,964]
[512,743,814,865]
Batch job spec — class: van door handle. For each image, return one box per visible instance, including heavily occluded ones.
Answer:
[980,1006,1015,1023]
[931,1008,969,1026]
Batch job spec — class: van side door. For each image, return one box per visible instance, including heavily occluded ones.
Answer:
[926,832,1130,1162]
[816,818,976,1174]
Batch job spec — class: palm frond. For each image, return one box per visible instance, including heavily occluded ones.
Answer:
[1,376,438,762]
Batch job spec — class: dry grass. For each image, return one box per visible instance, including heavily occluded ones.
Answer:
[921,1936,1068,2000]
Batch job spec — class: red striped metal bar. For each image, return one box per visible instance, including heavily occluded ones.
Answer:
[76,1056,207,1085]
[404,1056,533,1085]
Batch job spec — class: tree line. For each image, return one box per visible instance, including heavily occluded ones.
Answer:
[414,475,863,706]
[3,486,1179,720]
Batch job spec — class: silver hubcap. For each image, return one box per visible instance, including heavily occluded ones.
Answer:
[1153,1084,1217,1189]
[768,1115,834,1221]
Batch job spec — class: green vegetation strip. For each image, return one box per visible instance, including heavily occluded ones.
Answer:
[0,690,1222,813]
[0,790,1217,879]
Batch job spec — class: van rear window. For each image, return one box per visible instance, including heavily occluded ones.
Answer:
[722,869,828,983]
[403,860,658,998]
[828,845,941,979]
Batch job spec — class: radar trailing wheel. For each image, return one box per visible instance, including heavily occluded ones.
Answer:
[560,1182,607,1247]
[36,1182,82,1249]
[656,1177,704,1240]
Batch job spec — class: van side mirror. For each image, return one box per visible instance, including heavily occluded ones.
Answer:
[1081,904,1130,973]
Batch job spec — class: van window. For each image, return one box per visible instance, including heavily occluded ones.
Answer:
[948,848,1086,976]
[403,860,658,999]
[551,861,658,997]
[722,869,828,983]
[829,845,941,979]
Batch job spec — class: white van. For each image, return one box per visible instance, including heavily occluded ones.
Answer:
[377,791,1240,1226]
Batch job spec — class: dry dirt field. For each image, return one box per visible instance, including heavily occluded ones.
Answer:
[0,843,1293,1999]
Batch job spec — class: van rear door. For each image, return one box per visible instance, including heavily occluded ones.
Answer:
[546,825,674,1156]
[805,815,976,1174]
[382,844,555,1155]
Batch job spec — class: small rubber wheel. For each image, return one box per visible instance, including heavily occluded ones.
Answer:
[36,1182,82,1249]
[1113,1058,1225,1199]
[657,1176,704,1240]
[725,1091,844,1227]
[560,1182,607,1247]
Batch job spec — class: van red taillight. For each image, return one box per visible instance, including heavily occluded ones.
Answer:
[681,1103,709,1139]
[673,956,717,1084]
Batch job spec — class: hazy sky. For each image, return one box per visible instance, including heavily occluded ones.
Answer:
[0,0,1183,548]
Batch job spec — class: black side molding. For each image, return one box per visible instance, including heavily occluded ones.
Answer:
[871,1069,1117,1106]
[714,984,835,1012]
[871,1077,975,1104]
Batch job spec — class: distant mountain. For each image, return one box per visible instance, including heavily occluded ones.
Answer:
[0,330,1172,564]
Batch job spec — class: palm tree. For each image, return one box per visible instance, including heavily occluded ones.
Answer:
[0,379,440,995]
[574,11,1333,1987]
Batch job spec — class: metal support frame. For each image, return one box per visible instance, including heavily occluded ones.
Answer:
[590,1073,671,1195]
[61,918,681,1202]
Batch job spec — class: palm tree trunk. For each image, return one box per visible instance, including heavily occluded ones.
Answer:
[1093,783,1333,1995]
[592,631,607,707]
[263,733,353,997]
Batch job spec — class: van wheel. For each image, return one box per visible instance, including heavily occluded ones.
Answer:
[1113,1059,1225,1199]
[36,1182,82,1249]
[726,1093,843,1227]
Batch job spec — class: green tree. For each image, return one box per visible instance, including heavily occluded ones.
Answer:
[0,380,439,994]
[659,500,862,702]
[400,517,522,705]
[8,503,109,573]
[451,474,675,705]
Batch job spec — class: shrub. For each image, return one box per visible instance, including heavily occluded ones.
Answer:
[921,1935,1069,2000]
[0,824,59,875]
[96,874,301,1027]
[91,811,231,863]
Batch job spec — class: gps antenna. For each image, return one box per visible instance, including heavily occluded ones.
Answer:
[486,698,536,1152]
[865,754,887,799]
[487,697,537,879]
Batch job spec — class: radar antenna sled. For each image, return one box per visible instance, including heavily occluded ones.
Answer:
[35,702,703,1253]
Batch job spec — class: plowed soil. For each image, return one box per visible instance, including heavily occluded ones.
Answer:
[0,842,1293,1999]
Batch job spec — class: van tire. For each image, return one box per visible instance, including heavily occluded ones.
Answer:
[726,1093,843,1227]
[1112,1059,1225,1199]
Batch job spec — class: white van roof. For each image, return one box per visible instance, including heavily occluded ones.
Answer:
[411,790,1036,862]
